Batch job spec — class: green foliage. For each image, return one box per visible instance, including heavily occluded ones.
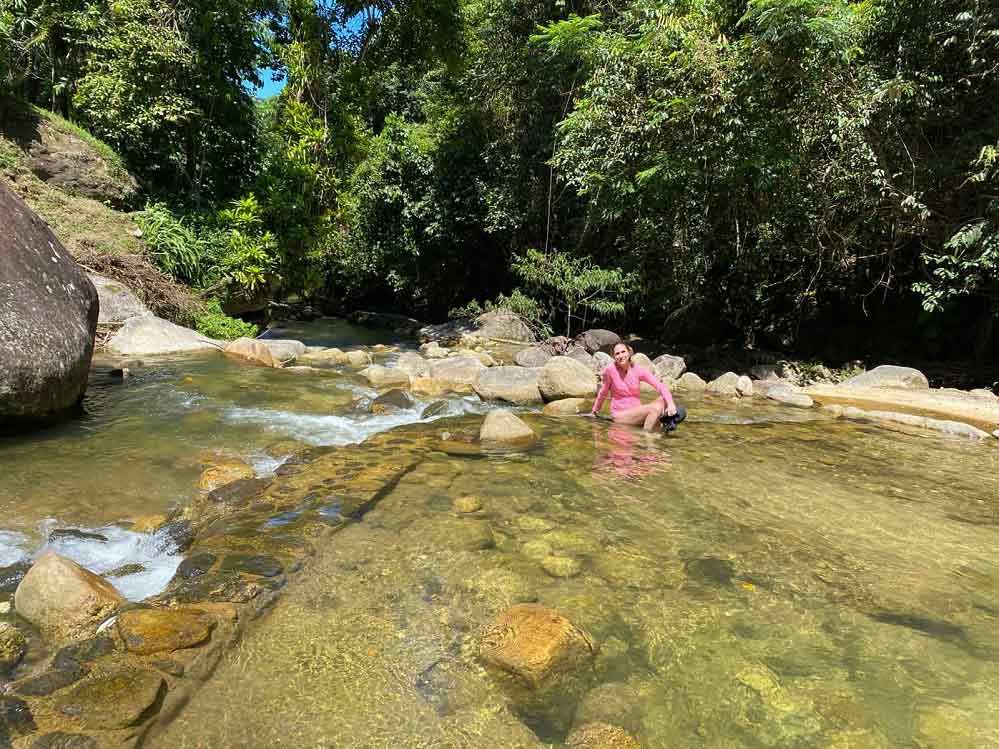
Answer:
[511,249,635,337]
[450,289,552,337]
[194,298,259,340]
[136,203,205,286]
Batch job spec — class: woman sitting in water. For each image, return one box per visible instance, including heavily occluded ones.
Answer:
[586,342,685,431]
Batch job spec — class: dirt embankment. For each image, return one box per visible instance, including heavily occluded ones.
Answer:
[0,98,198,324]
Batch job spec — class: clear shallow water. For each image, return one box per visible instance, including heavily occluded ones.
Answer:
[155,409,999,748]
[2,325,999,746]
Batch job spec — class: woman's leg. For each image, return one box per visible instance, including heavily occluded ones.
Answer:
[643,398,666,431]
[612,399,665,431]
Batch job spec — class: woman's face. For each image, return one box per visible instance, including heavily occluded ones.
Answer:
[613,345,631,366]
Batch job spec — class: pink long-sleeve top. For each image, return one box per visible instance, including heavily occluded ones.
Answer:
[592,364,675,416]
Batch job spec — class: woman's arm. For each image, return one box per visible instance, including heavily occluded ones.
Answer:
[591,368,612,414]
[637,367,676,411]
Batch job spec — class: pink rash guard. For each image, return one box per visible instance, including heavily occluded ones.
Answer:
[592,364,675,416]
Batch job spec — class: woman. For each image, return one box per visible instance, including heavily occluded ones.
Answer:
[587,343,681,431]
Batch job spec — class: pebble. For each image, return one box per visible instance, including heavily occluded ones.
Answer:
[542,555,582,578]
[453,496,483,513]
[521,539,553,561]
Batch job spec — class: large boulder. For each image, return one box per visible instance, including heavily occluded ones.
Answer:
[106,315,218,356]
[257,338,307,362]
[224,337,282,368]
[0,182,99,422]
[89,274,149,324]
[362,364,412,389]
[344,349,372,368]
[593,351,613,371]
[429,355,487,391]
[840,365,929,390]
[652,353,686,381]
[538,357,598,401]
[474,366,543,404]
[515,346,553,368]
[476,310,536,342]
[297,347,347,367]
[480,410,537,442]
[14,551,124,644]
[707,371,741,397]
[565,346,598,372]
[371,388,416,413]
[676,372,706,391]
[630,352,654,370]
[479,604,596,731]
[754,380,814,408]
[396,351,431,378]
[577,329,620,354]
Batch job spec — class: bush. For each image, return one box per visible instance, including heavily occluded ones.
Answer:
[136,203,205,286]
[194,299,258,340]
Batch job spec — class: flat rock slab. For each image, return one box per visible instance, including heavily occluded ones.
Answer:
[217,553,284,578]
[55,665,165,730]
[806,384,999,432]
[840,364,929,389]
[89,274,149,324]
[117,607,216,655]
[106,316,219,356]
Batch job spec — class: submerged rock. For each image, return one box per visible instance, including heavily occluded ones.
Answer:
[117,607,215,655]
[542,555,582,578]
[54,664,165,730]
[0,621,27,673]
[840,364,929,389]
[0,181,99,423]
[480,410,536,442]
[14,551,124,645]
[372,388,416,412]
[573,682,642,735]
[566,722,641,749]
[421,400,449,419]
[474,366,543,404]
[538,357,597,401]
[30,732,98,748]
[198,461,256,492]
[479,604,596,731]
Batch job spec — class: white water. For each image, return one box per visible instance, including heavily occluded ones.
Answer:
[0,530,30,567]
[40,522,183,601]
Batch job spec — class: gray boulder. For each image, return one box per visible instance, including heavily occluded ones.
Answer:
[474,366,543,404]
[257,338,307,362]
[397,351,431,378]
[1,182,99,422]
[429,355,487,391]
[840,365,929,390]
[476,310,536,342]
[631,352,654,370]
[754,380,814,408]
[593,351,613,371]
[515,346,553,368]
[565,345,598,372]
[577,329,620,354]
[676,372,706,391]
[480,410,536,442]
[89,274,149,323]
[371,388,416,412]
[652,354,686,381]
[106,315,218,356]
[707,372,741,397]
[538,357,598,401]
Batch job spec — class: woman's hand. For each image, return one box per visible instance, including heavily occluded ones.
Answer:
[666,403,677,417]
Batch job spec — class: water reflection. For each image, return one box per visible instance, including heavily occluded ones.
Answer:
[590,422,672,483]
